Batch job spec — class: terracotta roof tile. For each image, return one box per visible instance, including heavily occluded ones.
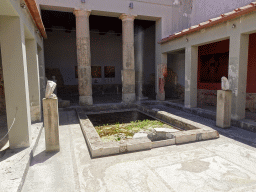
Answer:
[24,0,47,39]
[159,2,256,44]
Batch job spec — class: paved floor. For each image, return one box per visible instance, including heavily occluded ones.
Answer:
[22,106,256,192]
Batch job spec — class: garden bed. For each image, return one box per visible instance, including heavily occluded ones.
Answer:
[87,111,178,142]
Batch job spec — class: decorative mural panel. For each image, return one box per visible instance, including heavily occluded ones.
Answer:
[104,66,115,78]
[91,66,102,78]
[199,52,229,83]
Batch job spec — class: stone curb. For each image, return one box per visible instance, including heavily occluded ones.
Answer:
[76,104,219,158]
[76,107,152,158]
[163,101,256,133]
[137,104,219,144]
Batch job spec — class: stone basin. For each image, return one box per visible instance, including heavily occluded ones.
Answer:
[76,103,219,158]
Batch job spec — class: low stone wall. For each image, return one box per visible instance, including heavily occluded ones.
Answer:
[0,67,5,115]
[197,89,256,112]
[197,89,217,106]
[246,93,256,112]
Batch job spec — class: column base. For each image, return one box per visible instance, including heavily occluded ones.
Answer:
[231,114,245,121]
[185,105,194,108]
[122,93,136,103]
[79,96,93,106]
[156,92,165,101]
[30,105,41,122]
[137,96,148,101]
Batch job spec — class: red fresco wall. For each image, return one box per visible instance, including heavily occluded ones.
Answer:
[197,39,230,90]
[197,35,256,93]
[247,33,256,93]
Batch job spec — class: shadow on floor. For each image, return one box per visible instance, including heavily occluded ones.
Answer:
[31,150,59,166]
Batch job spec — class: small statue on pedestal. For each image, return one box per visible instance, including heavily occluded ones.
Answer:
[221,76,230,91]
[45,80,57,99]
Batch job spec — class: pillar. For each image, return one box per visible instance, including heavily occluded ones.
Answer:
[26,39,41,122]
[155,19,163,100]
[74,9,93,105]
[156,53,167,101]
[0,16,31,148]
[135,25,147,101]
[228,33,249,120]
[120,14,136,103]
[184,46,198,108]
[38,45,46,119]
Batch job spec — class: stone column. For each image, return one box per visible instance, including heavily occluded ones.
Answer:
[228,33,249,120]
[184,46,198,108]
[135,25,146,101]
[38,45,46,118]
[74,9,93,105]
[120,14,136,103]
[26,39,41,122]
[156,53,167,101]
[0,16,31,148]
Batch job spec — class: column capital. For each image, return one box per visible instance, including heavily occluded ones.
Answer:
[119,14,136,21]
[73,9,91,17]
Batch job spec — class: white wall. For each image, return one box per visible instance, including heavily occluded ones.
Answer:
[91,32,122,84]
[37,0,172,38]
[37,0,255,41]
[169,0,254,34]
[190,0,254,26]
[43,30,78,85]
[167,53,185,86]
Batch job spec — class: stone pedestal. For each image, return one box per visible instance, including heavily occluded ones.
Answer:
[74,9,93,106]
[43,98,60,152]
[216,90,232,128]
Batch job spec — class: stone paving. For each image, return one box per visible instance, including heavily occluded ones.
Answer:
[22,106,256,192]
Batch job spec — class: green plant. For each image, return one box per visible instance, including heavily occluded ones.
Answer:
[95,118,174,142]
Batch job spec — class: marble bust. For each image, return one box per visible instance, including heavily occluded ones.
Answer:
[45,80,57,99]
[221,76,230,91]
